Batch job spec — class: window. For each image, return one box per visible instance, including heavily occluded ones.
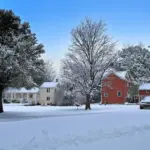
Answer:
[47,88,50,93]
[29,94,33,98]
[47,97,50,101]
[146,90,149,93]
[104,93,108,97]
[117,91,122,97]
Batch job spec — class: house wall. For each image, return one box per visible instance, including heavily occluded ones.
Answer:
[4,85,63,105]
[25,93,40,104]
[102,74,129,104]
[4,93,21,100]
[4,92,39,104]
[139,90,150,101]
[38,88,56,105]
[139,90,150,96]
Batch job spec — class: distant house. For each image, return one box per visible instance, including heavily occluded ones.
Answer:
[3,87,39,104]
[101,70,132,104]
[139,83,150,101]
[39,82,64,105]
[4,81,64,105]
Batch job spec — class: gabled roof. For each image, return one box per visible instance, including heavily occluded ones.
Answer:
[5,87,39,93]
[103,70,128,81]
[40,82,58,88]
[139,83,150,90]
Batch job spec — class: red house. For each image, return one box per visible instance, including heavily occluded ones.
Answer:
[101,71,131,104]
[139,83,150,101]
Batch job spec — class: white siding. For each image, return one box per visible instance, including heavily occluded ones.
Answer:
[39,88,56,105]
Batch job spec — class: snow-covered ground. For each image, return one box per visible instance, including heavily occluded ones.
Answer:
[1,104,138,122]
[0,104,150,150]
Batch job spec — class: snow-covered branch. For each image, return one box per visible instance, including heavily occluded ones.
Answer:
[61,18,117,101]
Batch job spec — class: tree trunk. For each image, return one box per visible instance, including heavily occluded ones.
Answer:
[0,89,4,113]
[85,93,91,110]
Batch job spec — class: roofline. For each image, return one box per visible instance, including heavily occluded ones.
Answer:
[40,82,59,88]
[5,91,39,93]
[102,71,129,82]
[139,89,150,90]
[40,87,56,88]
[139,83,150,90]
[4,87,39,93]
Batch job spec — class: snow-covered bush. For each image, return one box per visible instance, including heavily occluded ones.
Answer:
[3,99,10,104]
[12,99,20,103]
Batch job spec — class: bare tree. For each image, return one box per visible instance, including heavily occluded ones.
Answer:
[59,79,76,105]
[61,18,117,110]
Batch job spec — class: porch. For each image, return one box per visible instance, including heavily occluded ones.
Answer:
[4,92,38,104]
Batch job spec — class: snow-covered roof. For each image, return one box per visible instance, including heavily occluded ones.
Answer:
[114,71,127,80]
[141,96,150,102]
[40,82,58,88]
[5,87,39,93]
[103,69,127,81]
[139,83,150,90]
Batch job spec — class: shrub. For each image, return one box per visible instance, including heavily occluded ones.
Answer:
[24,103,35,106]
[3,99,10,103]
[12,99,20,103]
[36,102,41,105]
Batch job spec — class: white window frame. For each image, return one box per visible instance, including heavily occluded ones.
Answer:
[117,91,122,97]
[47,88,50,93]
[104,93,108,97]
[47,97,50,101]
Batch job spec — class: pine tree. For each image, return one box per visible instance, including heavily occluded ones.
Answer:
[0,10,45,112]
[114,45,150,83]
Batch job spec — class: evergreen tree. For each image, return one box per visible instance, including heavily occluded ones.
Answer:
[0,10,45,112]
[114,45,150,83]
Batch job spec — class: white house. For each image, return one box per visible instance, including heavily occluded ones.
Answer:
[4,81,64,105]
[3,87,39,104]
[39,82,64,105]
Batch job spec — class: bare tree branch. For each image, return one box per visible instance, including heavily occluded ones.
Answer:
[61,18,117,104]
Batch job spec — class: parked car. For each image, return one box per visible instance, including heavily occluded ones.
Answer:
[24,101,35,106]
[139,96,150,109]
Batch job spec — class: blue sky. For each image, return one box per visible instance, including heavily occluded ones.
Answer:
[0,0,150,72]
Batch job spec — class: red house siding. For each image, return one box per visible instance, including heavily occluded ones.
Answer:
[138,90,150,101]
[139,90,150,96]
[102,74,129,104]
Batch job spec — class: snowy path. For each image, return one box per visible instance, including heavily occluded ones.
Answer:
[0,104,150,150]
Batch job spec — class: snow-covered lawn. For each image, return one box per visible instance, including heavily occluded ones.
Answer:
[0,104,150,150]
[1,104,139,122]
